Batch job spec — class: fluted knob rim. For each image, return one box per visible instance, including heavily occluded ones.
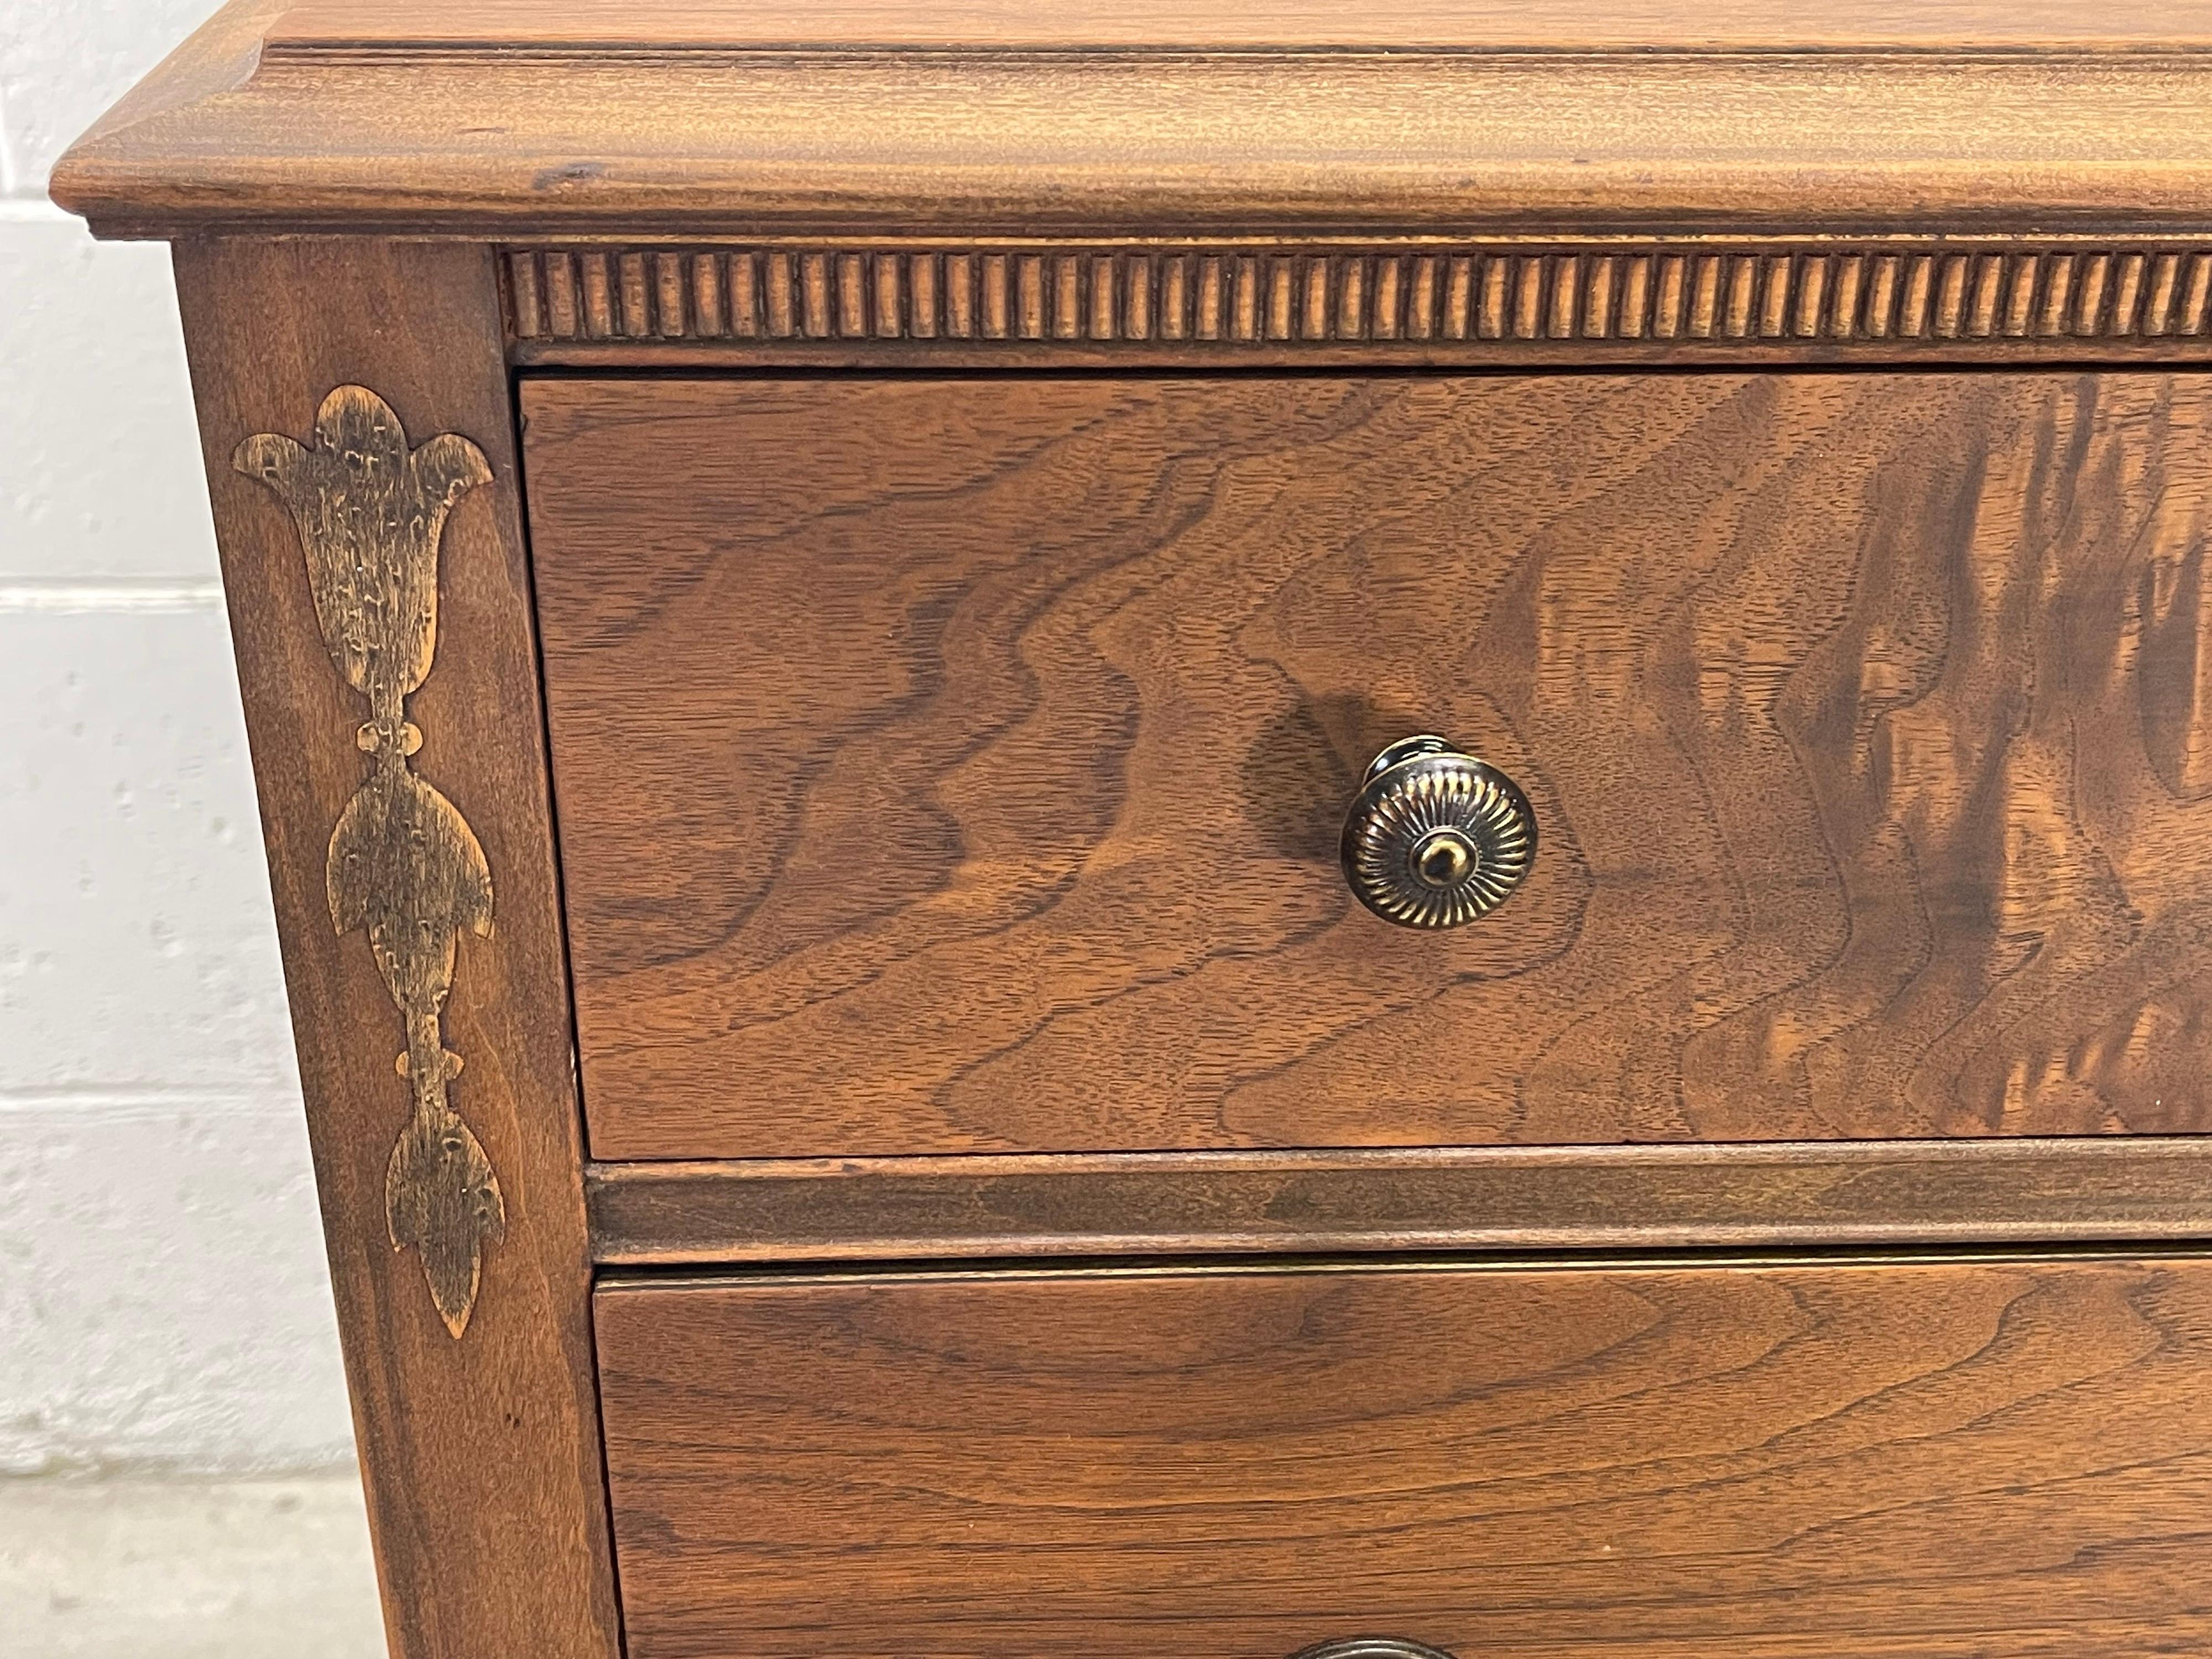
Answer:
[1339,735,1536,929]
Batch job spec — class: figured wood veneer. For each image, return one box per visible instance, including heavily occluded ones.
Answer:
[529,371,2212,1159]
[597,1256,2212,1658]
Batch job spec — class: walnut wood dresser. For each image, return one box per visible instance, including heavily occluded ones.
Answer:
[53,3,2212,1655]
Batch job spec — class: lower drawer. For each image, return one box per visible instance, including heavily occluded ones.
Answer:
[596,1256,2212,1658]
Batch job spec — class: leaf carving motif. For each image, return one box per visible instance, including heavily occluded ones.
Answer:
[237,384,504,1338]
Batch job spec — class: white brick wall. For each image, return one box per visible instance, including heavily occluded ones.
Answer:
[1,1,355,1476]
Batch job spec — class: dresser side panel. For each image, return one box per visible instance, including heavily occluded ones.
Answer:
[171,238,621,1659]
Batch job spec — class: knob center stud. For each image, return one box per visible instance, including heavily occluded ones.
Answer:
[1411,828,1475,889]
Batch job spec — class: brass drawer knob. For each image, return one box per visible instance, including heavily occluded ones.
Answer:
[1288,1641,1460,1659]
[1339,735,1536,928]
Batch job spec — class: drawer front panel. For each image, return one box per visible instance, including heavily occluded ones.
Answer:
[597,1256,2212,1658]
[526,373,2212,1157]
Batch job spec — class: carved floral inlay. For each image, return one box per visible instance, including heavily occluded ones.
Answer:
[237,385,504,1338]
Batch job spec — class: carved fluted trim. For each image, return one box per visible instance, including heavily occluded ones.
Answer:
[507,243,2212,351]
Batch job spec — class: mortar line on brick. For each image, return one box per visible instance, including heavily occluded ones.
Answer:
[0,581,225,612]
[0,1084,302,1113]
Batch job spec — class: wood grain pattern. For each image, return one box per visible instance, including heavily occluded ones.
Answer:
[174,240,619,1659]
[508,243,2212,353]
[528,372,2212,1158]
[1288,1644,1450,1659]
[584,1139,2212,1264]
[267,0,2212,51]
[51,11,2212,239]
[597,1255,2212,1657]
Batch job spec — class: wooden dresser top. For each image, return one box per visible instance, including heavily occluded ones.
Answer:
[257,0,2212,51]
[51,0,2212,238]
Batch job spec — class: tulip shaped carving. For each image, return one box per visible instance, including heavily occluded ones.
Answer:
[237,384,504,1338]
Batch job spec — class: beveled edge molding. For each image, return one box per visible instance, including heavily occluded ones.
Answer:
[236,384,507,1339]
[507,242,2212,354]
[585,1138,2212,1266]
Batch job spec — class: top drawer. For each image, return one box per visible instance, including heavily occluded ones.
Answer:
[525,372,2212,1159]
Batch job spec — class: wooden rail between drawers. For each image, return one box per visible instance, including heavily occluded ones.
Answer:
[586,1138,2212,1264]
